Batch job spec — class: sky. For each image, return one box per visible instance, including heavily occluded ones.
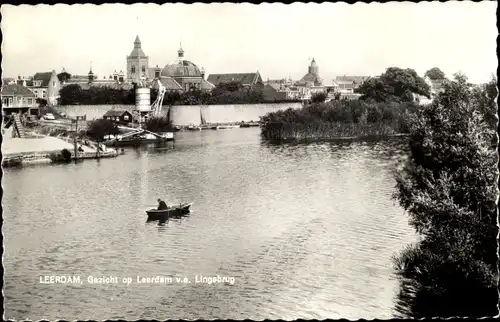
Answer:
[1,2,498,84]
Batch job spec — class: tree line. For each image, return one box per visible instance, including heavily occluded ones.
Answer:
[59,81,300,106]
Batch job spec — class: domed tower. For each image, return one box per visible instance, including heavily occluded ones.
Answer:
[126,35,149,84]
[177,43,185,61]
[88,64,94,83]
[160,44,204,92]
[308,58,319,75]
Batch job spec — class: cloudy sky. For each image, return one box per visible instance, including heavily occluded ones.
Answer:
[1,2,497,84]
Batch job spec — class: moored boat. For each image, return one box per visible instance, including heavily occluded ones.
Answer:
[240,122,260,128]
[145,202,193,221]
[103,129,174,146]
[217,124,240,129]
[186,124,201,131]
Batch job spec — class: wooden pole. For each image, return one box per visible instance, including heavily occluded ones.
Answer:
[74,119,78,162]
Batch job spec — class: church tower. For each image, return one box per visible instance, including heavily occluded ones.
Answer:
[177,44,185,61]
[126,35,149,84]
[308,58,319,75]
[88,63,94,84]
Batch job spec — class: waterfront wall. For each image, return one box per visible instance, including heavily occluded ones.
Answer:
[56,105,135,120]
[55,103,303,126]
[172,103,303,125]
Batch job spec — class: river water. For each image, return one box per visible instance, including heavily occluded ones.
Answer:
[2,128,417,320]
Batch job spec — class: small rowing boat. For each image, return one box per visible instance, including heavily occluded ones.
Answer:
[145,202,193,221]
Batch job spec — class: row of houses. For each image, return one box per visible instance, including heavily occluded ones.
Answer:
[1,35,452,117]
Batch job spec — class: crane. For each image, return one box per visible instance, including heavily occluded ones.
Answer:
[150,78,166,117]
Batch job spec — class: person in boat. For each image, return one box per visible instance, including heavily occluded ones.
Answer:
[157,198,168,210]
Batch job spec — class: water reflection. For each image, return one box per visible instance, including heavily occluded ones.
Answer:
[3,128,416,320]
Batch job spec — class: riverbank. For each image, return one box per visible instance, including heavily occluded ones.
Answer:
[260,100,416,141]
[260,121,406,142]
[2,127,118,168]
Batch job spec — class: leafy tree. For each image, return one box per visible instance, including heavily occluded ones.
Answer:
[144,116,173,132]
[36,98,47,107]
[59,84,136,105]
[311,92,327,103]
[219,81,244,92]
[424,67,446,80]
[356,67,431,103]
[86,119,119,142]
[392,73,498,318]
[57,72,72,83]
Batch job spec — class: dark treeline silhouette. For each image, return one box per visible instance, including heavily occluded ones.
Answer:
[60,82,300,106]
[392,74,498,318]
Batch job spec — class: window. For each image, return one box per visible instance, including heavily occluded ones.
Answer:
[2,98,8,106]
[131,66,136,74]
[27,98,33,105]
[155,71,160,78]
[8,97,13,105]
[142,66,146,73]
[52,81,56,87]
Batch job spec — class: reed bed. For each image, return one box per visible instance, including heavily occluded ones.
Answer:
[260,100,416,141]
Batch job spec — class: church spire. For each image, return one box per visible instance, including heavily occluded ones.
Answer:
[178,42,184,60]
[88,61,94,83]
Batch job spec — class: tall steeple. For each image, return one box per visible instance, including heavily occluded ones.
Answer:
[88,61,94,83]
[308,57,318,75]
[127,35,149,83]
[129,35,146,58]
[177,42,185,60]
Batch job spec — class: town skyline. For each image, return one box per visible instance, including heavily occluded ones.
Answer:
[1,2,497,84]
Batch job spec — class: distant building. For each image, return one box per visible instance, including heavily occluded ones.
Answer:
[207,72,264,88]
[333,75,369,93]
[62,67,130,90]
[102,110,133,124]
[2,77,16,85]
[265,77,299,100]
[158,45,215,92]
[148,65,162,80]
[415,76,448,105]
[266,77,294,91]
[293,58,326,100]
[1,84,38,115]
[127,35,149,84]
[296,58,323,87]
[25,70,62,106]
[30,72,51,100]
[262,85,288,101]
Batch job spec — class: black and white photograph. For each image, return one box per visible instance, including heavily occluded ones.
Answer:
[1,1,498,320]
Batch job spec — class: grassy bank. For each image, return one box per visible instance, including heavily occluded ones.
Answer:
[260,100,417,141]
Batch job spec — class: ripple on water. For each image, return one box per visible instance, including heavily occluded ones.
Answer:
[2,130,416,320]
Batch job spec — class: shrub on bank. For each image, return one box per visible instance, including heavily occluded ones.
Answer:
[49,148,73,163]
[144,116,174,133]
[260,100,417,141]
[86,119,119,142]
[3,157,23,167]
[392,74,498,318]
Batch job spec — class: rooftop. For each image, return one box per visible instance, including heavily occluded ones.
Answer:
[1,84,36,97]
[33,72,53,87]
[103,110,131,117]
[207,72,262,86]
